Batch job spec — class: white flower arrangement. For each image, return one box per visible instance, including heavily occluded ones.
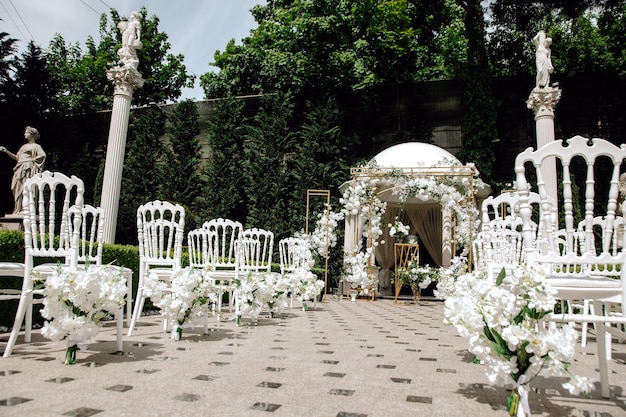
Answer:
[293,269,325,306]
[388,217,410,242]
[444,264,594,416]
[233,271,264,322]
[310,209,344,258]
[40,264,127,363]
[392,261,436,292]
[256,272,290,317]
[340,177,386,246]
[144,267,217,339]
[342,247,378,289]
[434,255,468,299]
[233,271,292,322]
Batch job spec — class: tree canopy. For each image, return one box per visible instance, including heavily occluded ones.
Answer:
[200,0,465,98]
[39,7,195,116]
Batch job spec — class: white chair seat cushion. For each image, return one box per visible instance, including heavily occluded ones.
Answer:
[547,277,620,288]
[547,277,621,300]
[205,270,236,280]
[0,262,25,277]
[32,263,62,276]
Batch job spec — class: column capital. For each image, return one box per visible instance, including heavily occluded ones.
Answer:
[526,86,562,119]
[106,65,145,97]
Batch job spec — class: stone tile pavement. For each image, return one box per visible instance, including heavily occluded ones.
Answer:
[1,297,626,416]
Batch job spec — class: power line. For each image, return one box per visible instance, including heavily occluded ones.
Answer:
[78,0,100,16]
[0,0,27,41]
[97,0,112,10]
[7,0,35,43]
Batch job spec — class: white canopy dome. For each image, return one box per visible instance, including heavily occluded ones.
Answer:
[372,142,459,167]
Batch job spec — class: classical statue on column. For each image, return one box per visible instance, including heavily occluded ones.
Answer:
[117,11,143,69]
[101,11,145,243]
[0,126,46,214]
[533,30,553,89]
[527,30,561,112]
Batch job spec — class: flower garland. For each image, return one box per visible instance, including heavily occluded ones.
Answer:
[41,264,127,363]
[444,264,594,416]
[310,209,344,258]
[144,267,217,339]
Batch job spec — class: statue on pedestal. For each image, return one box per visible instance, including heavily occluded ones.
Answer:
[533,30,553,88]
[117,11,143,69]
[0,126,46,214]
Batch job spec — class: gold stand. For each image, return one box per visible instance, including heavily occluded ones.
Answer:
[393,243,419,304]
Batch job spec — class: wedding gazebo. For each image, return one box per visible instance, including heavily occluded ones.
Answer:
[340,142,490,296]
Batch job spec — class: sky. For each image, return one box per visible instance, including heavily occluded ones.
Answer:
[1,0,265,101]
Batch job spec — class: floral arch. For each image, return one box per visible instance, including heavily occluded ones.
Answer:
[339,142,490,296]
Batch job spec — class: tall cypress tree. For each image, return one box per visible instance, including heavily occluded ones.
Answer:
[457,0,497,183]
[117,107,167,243]
[205,96,248,222]
[244,91,295,235]
[162,99,206,231]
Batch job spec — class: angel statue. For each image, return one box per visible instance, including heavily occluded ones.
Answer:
[117,11,143,68]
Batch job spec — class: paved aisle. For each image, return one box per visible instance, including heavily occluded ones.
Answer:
[1,298,626,416]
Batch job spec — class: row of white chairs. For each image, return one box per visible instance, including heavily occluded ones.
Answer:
[128,205,318,336]
[1,188,317,357]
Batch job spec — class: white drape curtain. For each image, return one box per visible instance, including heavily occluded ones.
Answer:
[374,205,410,289]
[405,203,443,266]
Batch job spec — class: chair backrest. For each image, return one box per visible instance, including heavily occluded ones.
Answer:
[187,228,216,269]
[481,190,554,237]
[68,204,105,265]
[473,229,523,275]
[22,171,84,269]
[137,200,185,269]
[279,237,310,274]
[577,216,624,256]
[515,136,626,285]
[202,218,243,270]
[236,236,273,274]
[241,228,274,272]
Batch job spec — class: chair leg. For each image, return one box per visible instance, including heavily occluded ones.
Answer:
[128,288,145,337]
[594,301,611,398]
[203,306,209,334]
[3,292,30,357]
[216,290,223,315]
[123,268,133,327]
[581,300,592,348]
[24,292,33,343]
[116,307,124,352]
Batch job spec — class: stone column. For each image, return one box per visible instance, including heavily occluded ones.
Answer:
[100,66,144,243]
[441,206,453,267]
[526,86,562,212]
